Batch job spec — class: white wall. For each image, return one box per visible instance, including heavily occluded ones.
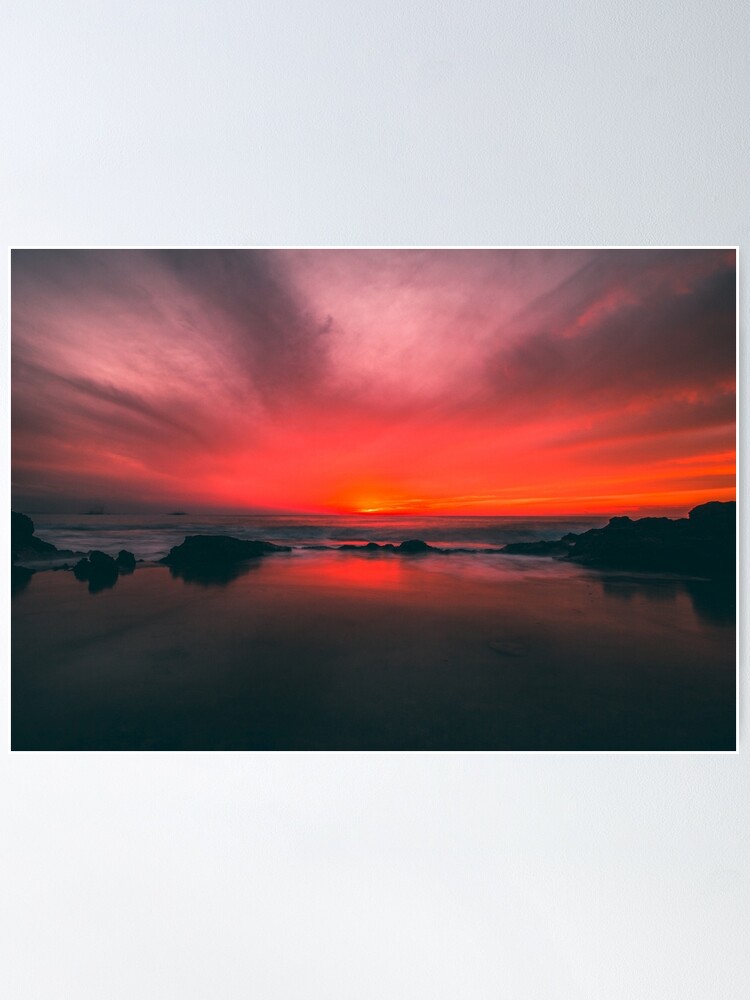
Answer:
[1,3,747,998]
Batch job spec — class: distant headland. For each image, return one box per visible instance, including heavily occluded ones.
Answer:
[502,500,735,578]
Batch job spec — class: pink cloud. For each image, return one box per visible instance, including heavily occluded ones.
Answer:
[11,249,735,515]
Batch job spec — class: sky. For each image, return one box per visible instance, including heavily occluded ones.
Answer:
[11,248,736,516]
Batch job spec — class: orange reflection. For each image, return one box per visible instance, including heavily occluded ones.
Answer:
[301,553,406,591]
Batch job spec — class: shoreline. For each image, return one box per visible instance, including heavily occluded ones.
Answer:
[11,499,737,580]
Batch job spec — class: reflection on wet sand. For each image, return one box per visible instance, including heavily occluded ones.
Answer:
[11,553,735,750]
[11,564,34,596]
[166,558,264,587]
[598,574,736,627]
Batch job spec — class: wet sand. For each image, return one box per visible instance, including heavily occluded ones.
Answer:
[11,552,736,750]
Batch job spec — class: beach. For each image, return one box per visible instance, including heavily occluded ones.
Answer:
[12,550,736,751]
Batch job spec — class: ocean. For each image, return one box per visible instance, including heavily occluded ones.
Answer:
[28,512,609,562]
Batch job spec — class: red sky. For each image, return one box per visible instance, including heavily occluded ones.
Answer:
[11,249,736,516]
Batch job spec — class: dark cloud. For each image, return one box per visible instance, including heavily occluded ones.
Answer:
[13,361,212,446]
[482,250,735,414]
[147,249,333,403]
[13,248,333,410]
[551,390,735,451]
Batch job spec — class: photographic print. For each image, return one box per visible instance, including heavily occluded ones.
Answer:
[10,248,736,750]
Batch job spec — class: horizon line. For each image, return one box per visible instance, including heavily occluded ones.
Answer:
[13,502,734,519]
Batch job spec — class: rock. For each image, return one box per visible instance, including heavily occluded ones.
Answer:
[337,541,391,551]
[160,535,291,581]
[395,539,433,553]
[73,558,91,580]
[502,500,735,578]
[606,516,634,529]
[12,510,84,566]
[11,510,59,560]
[116,550,137,572]
[72,551,119,592]
[338,539,436,554]
[11,564,34,595]
[688,500,735,531]
[11,511,35,544]
[89,550,117,568]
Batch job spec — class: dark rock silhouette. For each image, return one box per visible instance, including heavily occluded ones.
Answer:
[73,559,91,581]
[160,535,291,582]
[333,540,507,555]
[338,538,438,555]
[495,537,575,557]
[73,559,91,580]
[12,511,34,544]
[12,510,83,564]
[11,563,34,595]
[688,500,735,531]
[12,510,85,596]
[116,550,137,572]
[337,541,392,551]
[73,550,120,592]
[11,515,141,592]
[503,501,735,578]
[12,511,60,560]
[396,539,432,553]
[337,539,438,553]
[89,550,116,568]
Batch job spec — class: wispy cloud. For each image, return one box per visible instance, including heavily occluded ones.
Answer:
[11,249,735,514]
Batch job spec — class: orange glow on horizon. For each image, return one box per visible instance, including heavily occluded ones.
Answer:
[336,486,736,518]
